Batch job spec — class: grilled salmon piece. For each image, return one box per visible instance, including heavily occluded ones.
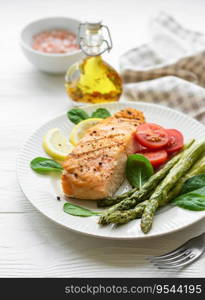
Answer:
[62,108,145,199]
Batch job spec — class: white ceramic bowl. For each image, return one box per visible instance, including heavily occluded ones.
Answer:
[20,17,84,74]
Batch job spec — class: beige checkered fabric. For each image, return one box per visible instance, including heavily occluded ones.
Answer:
[120,12,205,124]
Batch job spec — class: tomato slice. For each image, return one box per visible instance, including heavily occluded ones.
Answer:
[135,123,169,149]
[164,129,184,154]
[142,150,168,167]
[133,138,148,153]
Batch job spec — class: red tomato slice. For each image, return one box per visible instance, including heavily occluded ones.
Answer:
[142,150,168,167]
[135,123,169,149]
[133,137,148,153]
[164,129,184,154]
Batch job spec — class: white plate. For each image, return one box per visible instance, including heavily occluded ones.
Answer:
[17,101,205,239]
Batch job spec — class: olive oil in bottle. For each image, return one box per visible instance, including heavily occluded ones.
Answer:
[65,21,122,103]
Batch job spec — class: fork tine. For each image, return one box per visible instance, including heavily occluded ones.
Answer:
[149,246,185,260]
[157,254,196,269]
[155,252,194,267]
[151,249,191,263]
[149,233,205,270]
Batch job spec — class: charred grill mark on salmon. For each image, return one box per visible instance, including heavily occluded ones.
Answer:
[62,108,145,199]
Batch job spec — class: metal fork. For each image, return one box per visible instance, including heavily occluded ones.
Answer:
[149,233,205,269]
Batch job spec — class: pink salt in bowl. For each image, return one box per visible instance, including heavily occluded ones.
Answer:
[20,16,84,74]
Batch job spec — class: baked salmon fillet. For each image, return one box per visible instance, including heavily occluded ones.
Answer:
[62,108,145,199]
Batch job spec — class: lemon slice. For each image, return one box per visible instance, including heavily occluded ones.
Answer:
[69,118,102,146]
[43,128,73,160]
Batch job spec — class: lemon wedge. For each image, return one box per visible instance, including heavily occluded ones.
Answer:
[43,128,73,160]
[69,118,102,146]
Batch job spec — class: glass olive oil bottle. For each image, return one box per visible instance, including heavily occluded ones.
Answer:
[65,21,122,103]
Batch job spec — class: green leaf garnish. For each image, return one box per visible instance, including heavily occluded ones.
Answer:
[67,108,89,124]
[91,108,111,119]
[180,173,205,195]
[63,203,101,217]
[30,157,63,173]
[126,154,154,188]
[172,187,205,211]
[67,107,111,124]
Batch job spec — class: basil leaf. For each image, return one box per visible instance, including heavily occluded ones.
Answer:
[63,203,101,217]
[30,157,63,173]
[126,154,154,188]
[180,173,205,195]
[91,108,111,119]
[173,187,205,211]
[67,108,89,124]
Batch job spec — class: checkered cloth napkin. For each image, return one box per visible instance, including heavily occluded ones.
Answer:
[120,12,205,124]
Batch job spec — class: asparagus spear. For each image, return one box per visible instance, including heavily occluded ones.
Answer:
[141,140,205,233]
[165,154,205,204]
[106,201,148,224]
[106,154,205,225]
[98,140,194,225]
[97,187,138,207]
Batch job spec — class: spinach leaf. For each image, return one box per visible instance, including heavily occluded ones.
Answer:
[67,107,111,124]
[126,154,154,188]
[63,203,101,217]
[67,108,89,124]
[91,108,111,119]
[173,187,205,211]
[180,173,205,195]
[30,157,63,173]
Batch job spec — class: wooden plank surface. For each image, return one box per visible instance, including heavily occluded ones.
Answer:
[0,212,204,277]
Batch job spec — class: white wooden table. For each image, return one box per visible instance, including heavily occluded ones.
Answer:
[1,0,205,277]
